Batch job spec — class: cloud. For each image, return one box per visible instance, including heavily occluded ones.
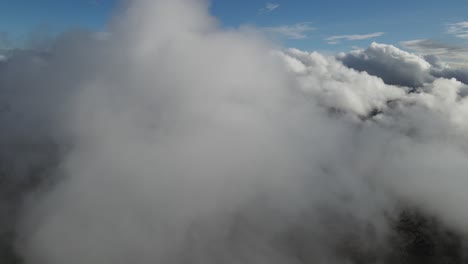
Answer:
[2,1,468,264]
[263,22,315,39]
[281,49,468,240]
[337,42,433,87]
[447,21,468,39]
[401,39,468,69]
[326,32,384,44]
[338,41,468,87]
[280,48,406,116]
[259,2,280,14]
[401,39,468,84]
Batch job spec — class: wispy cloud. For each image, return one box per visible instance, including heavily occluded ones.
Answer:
[401,39,468,68]
[263,23,315,39]
[325,32,384,44]
[447,22,468,39]
[259,3,280,14]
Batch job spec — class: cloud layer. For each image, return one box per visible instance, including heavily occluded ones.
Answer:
[1,1,468,264]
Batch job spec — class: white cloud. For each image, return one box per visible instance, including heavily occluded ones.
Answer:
[325,32,384,44]
[263,22,315,39]
[280,48,406,116]
[447,21,468,39]
[4,1,468,264]
[259,2,280,14]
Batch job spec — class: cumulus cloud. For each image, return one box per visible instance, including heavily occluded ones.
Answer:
[337,42,433,87]
[259,2,280,14]
[338,41,468,87]
[2,1,468,264]
[326,32,384,44]
[280,48,406,116]
[263,22,315,39]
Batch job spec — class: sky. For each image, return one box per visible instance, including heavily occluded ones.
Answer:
[1,0,468,52]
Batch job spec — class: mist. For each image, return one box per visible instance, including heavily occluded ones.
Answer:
[1,0,468,264]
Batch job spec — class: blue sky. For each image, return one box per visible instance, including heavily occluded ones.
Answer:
[1,0,467,52]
